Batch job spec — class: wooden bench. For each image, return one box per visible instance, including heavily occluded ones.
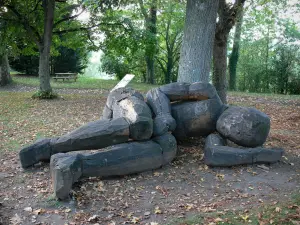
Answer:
[53,73,78,82]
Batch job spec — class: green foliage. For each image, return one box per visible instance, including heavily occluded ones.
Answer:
[233,0,300,95]
[101,54,130,80]
[32,90,58,99]
[99,0,185,84]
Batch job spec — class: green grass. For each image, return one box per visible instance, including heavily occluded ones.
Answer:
[168,193,300,225]
[11,75,159,92]
[229,90,300,100]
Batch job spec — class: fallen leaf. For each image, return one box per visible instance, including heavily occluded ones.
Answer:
[275,207,281,212]
[131,216,140,224]
[10,214,22,225]
[33,208,45,215]
[154,206,162,214]
[64,208,71,213]
[88,215,99,222]
[24,207,33,212]
[214,217,223,222]
[240,214,249,222]
[144,211,151,216]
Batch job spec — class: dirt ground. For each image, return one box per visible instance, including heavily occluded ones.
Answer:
[0,86,299,225]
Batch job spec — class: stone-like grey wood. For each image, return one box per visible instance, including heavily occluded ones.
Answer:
[159,82,190,101]
[204,134,284,166]
[189,82,222,103]
[153,133,177,165]
[101,105,113,119]
[106,87,144,110]
[216,106,270,147]
[52,118,130,154]
[50,139,166,199]
[152,114,176,136]
[19,138,53,168]
[112,96,153,140]
[146,88,172,116]
[171,99,223,140]
[50,153,82,200]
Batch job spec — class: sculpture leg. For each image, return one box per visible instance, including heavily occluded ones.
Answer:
[19,118,130,168]
[50,133,177,200]
[204,134,284,166]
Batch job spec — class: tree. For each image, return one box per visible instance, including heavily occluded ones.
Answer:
[177,0,219,83]
[138,0,157,84]
[212,0,245,103]
[0,21,12,86]
[1,0,105,97]
[0,52,11,86]
[228,2,244,91]
[156,1,184,84]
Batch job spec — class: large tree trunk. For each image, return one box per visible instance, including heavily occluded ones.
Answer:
[178,0,219,83]
[213,36,227,103]
[39,0,55,93]
[228,7,244,91]
[0,52,12,86]
[145,0,157,84]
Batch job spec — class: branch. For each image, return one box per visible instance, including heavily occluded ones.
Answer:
[156,57,167,75]
[53,22,124,35]
[29,0,42,14]
[138,0,148,20]
[5,5,42,46]
[53,6,85,28]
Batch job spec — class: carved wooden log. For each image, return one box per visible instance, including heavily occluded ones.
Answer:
[204,134,284,166]
[50,133,177,199]
[217,106,270,147]
[171,99,224,140]
[19,118,130,168]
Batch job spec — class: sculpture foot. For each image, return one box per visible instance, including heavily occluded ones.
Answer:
[50,153,82,200]
[19,138,54,168]
[204,134,284,166]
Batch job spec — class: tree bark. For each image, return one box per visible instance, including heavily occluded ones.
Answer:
[212,0,245,103]
[228,6,244,91]
[178,0,219,83]
[0,52,12,86]
[139,0,157,84]
[213,36,227,103]
[39,0,55,93]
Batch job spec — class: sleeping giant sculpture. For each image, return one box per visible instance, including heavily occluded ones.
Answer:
[19,82,284,199]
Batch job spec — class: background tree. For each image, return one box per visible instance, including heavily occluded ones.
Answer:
[156,1,184,84]
[178,0,219,83]
[235,0,300,93]
[1,0,109,97]
[212,0,245,103]
[139,0,157,84]
[0,21,12,86]
[228,2,244,91]
[100,0,185,84]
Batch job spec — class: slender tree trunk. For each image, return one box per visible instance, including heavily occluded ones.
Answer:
[165,56,173,84]
[228,7,244,91]
[39,0,55,93]
[0,52,12,86]
[213,36,228,103]
[145,56,155,84]
[144,0,157,84]
[264,25,270,92]
[212,0,245,103]
[178,0,219,83]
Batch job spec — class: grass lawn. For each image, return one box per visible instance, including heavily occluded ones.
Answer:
[0,84,299,224]
[11,75,160,92]
[169,194,300,224]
